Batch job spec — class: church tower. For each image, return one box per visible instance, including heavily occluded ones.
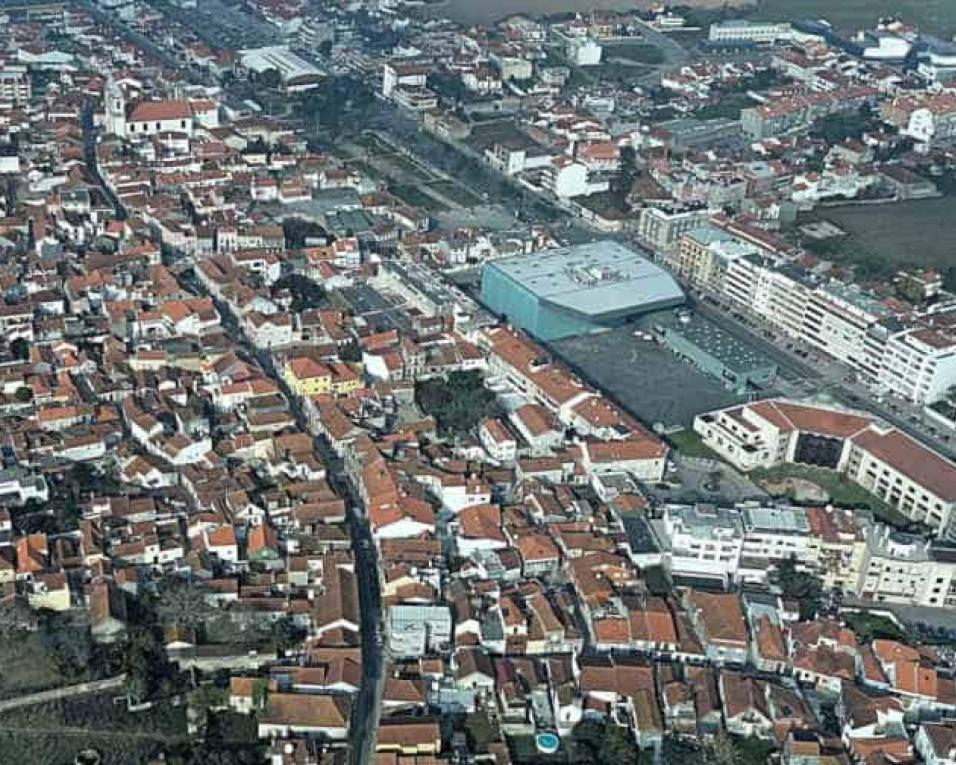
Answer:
[104,75,127,138]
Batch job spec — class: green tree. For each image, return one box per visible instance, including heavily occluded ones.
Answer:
[10,337,29,360]
[599,723,638,765]
[707,732,741,765]
[776,556,823,620]
[464,710,497,753]
[339,340,363,363]
[155,580,213,634]
[14,386,32,402]
[270,616,305,654]
[272,273,327,313]
[572,718,605,760]
[415,371,501,437]
[253,68,282,90]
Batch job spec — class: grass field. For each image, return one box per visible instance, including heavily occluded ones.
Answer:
[0,694,189,765]
[667,429,722,460]
[800,198,956,273]
[436,0,956,36]
[603,42,666,65]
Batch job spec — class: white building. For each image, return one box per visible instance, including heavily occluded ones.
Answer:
[0,65,30,103]
[637,206,712,254]
[0,467,49,506]
[566,37,602,66]
[878,327,956,405]
[240,46,323,90]
[388,605,452,658]
[382,61,428,99]
[104,76,196,140]
[708,20,792,46]
[659,504,744,585]
[479,418,518,464]
[740,505,811,571]
[844,425,956,532]
[857,524,956,608]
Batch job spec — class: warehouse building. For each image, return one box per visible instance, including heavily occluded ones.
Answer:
[480,241,684,341]
[653,314,778,393]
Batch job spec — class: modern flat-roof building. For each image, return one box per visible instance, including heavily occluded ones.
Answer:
[388,604,452,658]
[708,20,792,46]
[480,241,684,341]
[653,314,778,393]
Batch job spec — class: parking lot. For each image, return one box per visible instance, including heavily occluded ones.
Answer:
[551,325,747,430]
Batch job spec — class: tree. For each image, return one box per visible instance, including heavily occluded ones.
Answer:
[573,719,639,765]
[124,623,172,702]
[707,732,741,765]
[156,581,211,629]
[281,217,327,249]
[599,723,638,765]
[10,337,29,360]
[415,371,501,437]
[270,616,305,654]
[464,710,497,753]
[843,612,906,643]
[339,341,363,363]
[37,611,96,680]
[14,386,32,403]
[776,556,823,620]
[271,273,327,313]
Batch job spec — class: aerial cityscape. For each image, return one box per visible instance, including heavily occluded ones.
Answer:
[4,0,956,763]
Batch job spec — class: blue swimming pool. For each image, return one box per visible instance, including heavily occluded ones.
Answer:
[535,732,560,754]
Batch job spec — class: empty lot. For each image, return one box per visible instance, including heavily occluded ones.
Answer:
[803,198,956,271]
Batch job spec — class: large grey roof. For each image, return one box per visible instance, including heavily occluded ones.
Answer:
[489,241,684,319]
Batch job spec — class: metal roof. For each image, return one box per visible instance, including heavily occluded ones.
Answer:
[488,240,684,319]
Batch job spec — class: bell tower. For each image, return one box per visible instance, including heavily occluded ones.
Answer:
[105,75,127,138]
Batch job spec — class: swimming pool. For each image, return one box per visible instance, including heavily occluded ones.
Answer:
[535,732,560,754]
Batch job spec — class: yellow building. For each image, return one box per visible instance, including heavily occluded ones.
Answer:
[329,362,361,396]
[283,357,332,397]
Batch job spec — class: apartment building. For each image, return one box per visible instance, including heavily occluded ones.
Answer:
[636,206,712,254]
[0,65,30,103]
[660,501,871,591]
[804,507,870,592]
[659,504,744,586]
[878,326,956,405]
[741,87,876,140]
[802,282,892,382]
[708,20,792,46]
[672,225,757,291]
[740,505,811,570]
[857,525,956,608]
[881,93,956,146]
[720,255,893,382]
